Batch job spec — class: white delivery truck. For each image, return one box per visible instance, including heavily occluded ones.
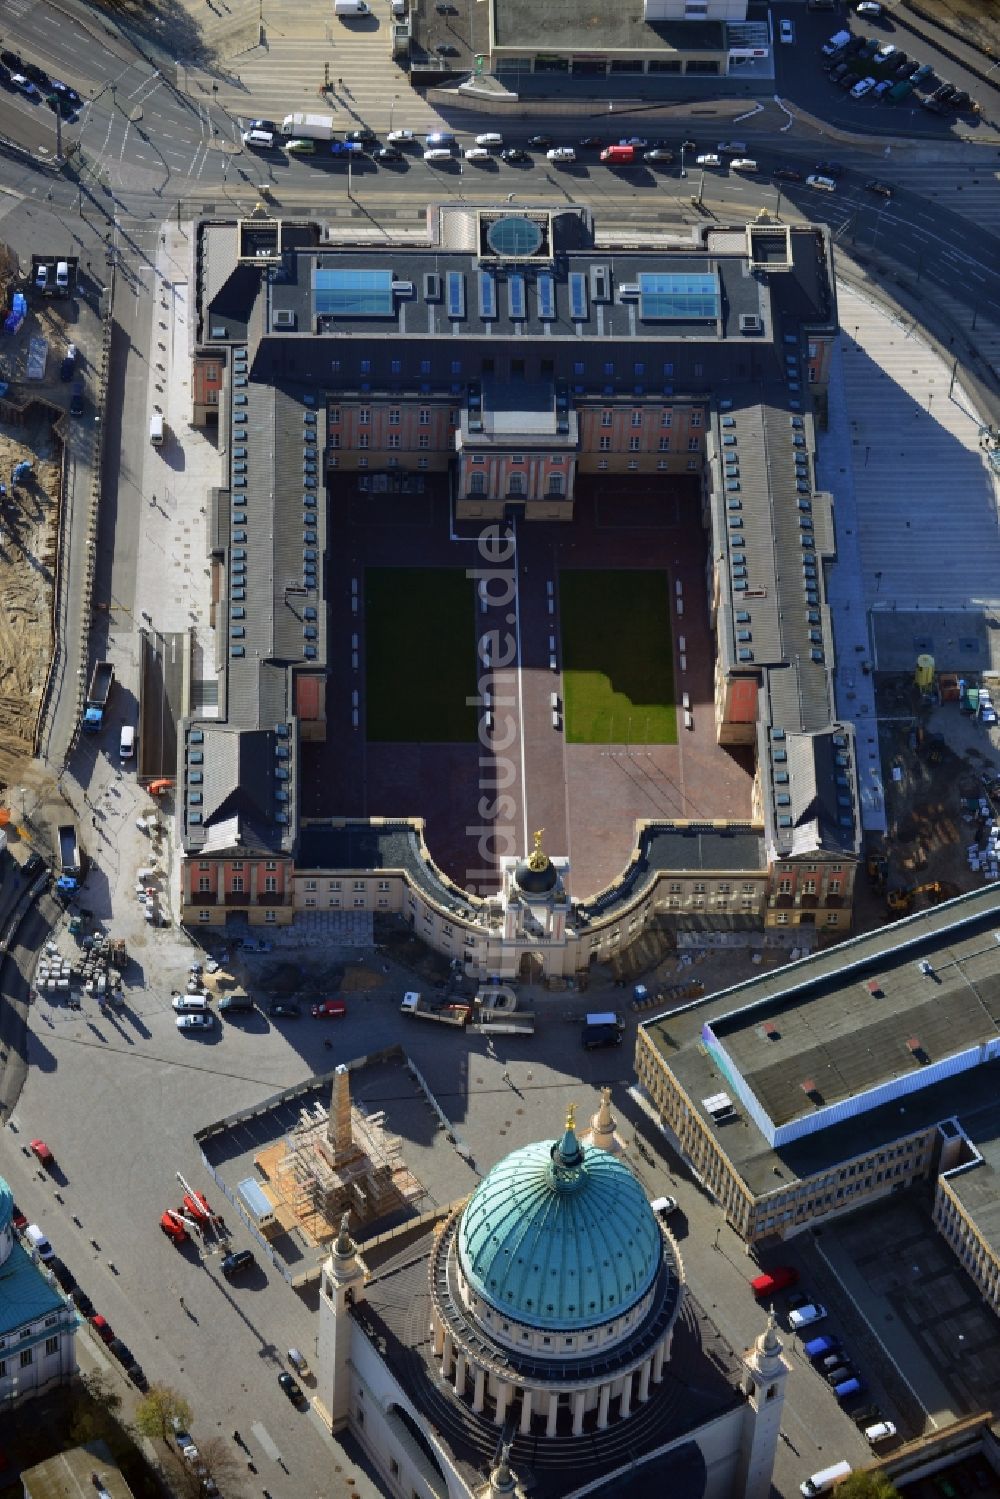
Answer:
[280,112,337,141]
[334,0,369,15]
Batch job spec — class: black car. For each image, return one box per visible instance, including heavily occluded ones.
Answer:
[949,89,971,110]
[0,50,23,70]
[51,80,83,106]
[23,851,46,879]
[774,167,804,181]
[23,61,50,88]
[268,1001,302,1018]
[435,42,458,54]
[527,133,553,148]
[249,117,278,133]
[46,94,76,119]
[895,59,919,79]
[501,147,530,163]
[0,63,11,87]
[49,1258,77,1293]
[129,1364,149,1391]
[221,1249,254,1278]
[933,82,957,102]
[813,159,844,177]
[70,1286,95,1317]
[278,1372,305,1404]
[865,178,892,196]
[582,1022,624,1051]
[375,146,403,161]
[837,71,857,88]
[828,63,851,82]
[60,347,77,381]
[346,128,377,144]
[578,135,603,148]
[108,1338,136,1369]
[69,380,84,417]
[921,96,947,113]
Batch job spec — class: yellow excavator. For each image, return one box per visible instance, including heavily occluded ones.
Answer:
[886,881,943,916]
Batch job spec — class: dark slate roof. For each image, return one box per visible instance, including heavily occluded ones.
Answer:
[297,821,480,915]
[577,823,765,917]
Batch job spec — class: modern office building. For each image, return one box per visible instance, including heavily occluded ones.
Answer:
[180,204,861,971]
[314,1108,791,1498]
[635,885,1000,1266]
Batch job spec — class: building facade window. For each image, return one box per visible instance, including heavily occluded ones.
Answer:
[601,410,612,427]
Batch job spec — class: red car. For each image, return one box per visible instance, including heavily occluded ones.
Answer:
[12,1203,27,1231]
[311,1000,347,1019]
[30,1139,54,1168]
[90,1315,114,1344]
[751,1265,799,1299]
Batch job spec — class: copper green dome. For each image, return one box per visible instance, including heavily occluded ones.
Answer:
[457,1112,662,1332]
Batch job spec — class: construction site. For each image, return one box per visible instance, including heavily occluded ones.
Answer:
[862,656,1000,927]
[196,1050,441,1287]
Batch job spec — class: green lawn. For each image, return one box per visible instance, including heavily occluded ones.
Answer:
[559,570,677,745]
[365,568,479,742]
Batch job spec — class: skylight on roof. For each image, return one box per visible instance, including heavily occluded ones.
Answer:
[314,268,394,317]
[639,272,718,322]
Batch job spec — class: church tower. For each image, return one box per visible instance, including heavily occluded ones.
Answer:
[736,1308,791,1499]
[316,1212,365,1432]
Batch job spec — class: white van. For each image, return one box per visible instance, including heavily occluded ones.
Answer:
[120,725,136,761]
[26,1224,55,1262]
[475,132,503,148]
[424,147,454,162]
[585,1011,621,1027]
[149,411,164,446]
[242,128,276,150]
[800,1460,851,1495]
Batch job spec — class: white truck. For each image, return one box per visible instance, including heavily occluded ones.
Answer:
[334,0,369,15]
[400,988,535,1034]
[280,112,337,141]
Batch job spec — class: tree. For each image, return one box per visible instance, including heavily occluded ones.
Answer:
[134,1383,192,1445]
[165,1435,244,1499]
[837,1473,901,1499]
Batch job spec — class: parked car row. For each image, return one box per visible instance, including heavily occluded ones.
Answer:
[13,1209,147,1389]
[819,29,976,112]
[0,51,83,114]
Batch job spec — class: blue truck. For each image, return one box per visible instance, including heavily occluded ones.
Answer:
[83,660,114,732]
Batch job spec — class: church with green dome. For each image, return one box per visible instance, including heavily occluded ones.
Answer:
[316,1098,791,1499]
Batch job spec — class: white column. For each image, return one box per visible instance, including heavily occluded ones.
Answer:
[572,1391,586,1437]
[638,1359,652,1403]
[519,1389,534,1435]
[597,1384,611,1430]
[432,1316,445,1358]
[455,1352,468,1397]
[442,1331,454,1379]
[472,1366,486,1414]
[546,1391,559,1437]
[619,1373,632,1419]
[495,1382,511,1426]
[652,1340,666,1382]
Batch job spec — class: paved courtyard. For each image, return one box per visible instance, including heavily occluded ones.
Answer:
[303,475,753,898]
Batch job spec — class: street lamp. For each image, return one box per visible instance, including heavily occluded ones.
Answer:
[679,143,687,179]
[389,95,399,133]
